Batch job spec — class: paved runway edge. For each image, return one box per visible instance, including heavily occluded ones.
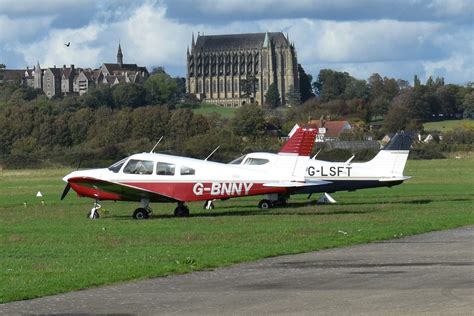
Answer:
[1,225,473,315]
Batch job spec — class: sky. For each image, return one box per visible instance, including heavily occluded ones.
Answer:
[0,0,473,85]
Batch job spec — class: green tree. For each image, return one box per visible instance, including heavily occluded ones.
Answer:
[0,64,5,83]
[232,104,266,138]
[240,75,258,100]
[298,64,314,102]
[286,85,301,107]
[462,91,474,115]
[265,83,280,108]
[112,83,146,108]
[414,74,421,89]
[144,72,179,105]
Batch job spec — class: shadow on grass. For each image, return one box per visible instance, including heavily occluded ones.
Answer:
[106,196,474,221]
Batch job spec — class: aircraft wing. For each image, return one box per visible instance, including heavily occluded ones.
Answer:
[67,176,179,202]
[263,180,331,188]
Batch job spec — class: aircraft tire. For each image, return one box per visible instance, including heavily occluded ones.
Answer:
[87,209,100,219]
[133,208,149,220]
[258,199,273,209]
[174,205,190,217]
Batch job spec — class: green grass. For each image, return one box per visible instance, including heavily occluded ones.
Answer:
[423,119,474,132]
[190,102,237,118]
[1,158,473,303]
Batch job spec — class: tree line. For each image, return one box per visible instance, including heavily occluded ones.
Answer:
[0,66,472,168]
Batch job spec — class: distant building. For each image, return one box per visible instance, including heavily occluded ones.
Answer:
[308,119,352,142]
[98,43,149,86]
[3,43,149,98]
[290,120,352,143]
[186,32,299,107]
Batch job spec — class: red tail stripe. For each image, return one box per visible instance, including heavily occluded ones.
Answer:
[279,128,318,156]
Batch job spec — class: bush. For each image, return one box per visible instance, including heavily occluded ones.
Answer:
[409,144,446,160]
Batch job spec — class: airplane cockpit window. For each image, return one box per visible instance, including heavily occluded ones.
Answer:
[156,162,175,175]
[229,155,246,165]
[180,166,195,175]
[244,158,269,165]
[108,158,127,173]
[123,159,154,175]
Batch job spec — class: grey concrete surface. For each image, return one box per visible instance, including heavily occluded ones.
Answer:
[1,226,473,315]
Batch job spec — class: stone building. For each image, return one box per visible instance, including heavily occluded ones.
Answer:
[186,32,299,107]
[4,43,148,98]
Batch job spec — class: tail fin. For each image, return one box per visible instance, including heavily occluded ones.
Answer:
[279,126,318,156]
[366,132,414,176]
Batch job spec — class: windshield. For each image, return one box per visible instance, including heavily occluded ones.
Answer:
[229,155,246,165]
[108,158,127,173]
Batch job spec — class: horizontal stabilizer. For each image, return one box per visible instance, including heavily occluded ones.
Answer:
[378,176,412,182]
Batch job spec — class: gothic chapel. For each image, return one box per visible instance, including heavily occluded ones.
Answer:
[186,32,299,107]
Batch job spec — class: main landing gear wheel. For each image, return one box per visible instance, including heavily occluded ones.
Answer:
[258,199,273,210]
[133,208,150,220]
[174,203,190,217]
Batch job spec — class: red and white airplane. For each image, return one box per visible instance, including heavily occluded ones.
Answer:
[61,127,319,219]
[62,127,412,219]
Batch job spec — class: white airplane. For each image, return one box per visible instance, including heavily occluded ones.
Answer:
[229,131,413,203]
[61,127,319,219]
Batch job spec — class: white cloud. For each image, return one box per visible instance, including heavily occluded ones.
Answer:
[17,25,103,68]
[0,15,53,42]
[5,1,473,84]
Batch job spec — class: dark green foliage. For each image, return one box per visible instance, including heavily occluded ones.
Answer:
[240,75,258,99]
[112,83,146,108]
[232,104,266,138]
[298,64,314,102]
[286,85,301,107]
[409,143,446,160]
[144,72,181,105]
[265,83,280,108]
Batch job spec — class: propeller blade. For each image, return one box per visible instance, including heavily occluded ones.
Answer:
[61,183,71,200]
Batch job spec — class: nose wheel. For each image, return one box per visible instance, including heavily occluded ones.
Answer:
[87,201,101,219]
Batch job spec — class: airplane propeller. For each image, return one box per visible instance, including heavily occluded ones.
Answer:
[60,160,81,200]
[60,183,71,200]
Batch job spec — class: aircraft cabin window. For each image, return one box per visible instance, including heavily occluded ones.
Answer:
[123,159,154,175]
[108,158,127,173]
[156,162,175,176]
[180,166,195,175]
[244,158,269,165]
[229,155,246,164]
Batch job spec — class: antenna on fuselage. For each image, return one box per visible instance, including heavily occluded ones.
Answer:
[150,136,164,153]
[312,148,322,160]
[204,146,220,161]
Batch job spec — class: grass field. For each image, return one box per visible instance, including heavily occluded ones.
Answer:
[423,119,474,132]
[1,158,473,303]
[189,102,237,118]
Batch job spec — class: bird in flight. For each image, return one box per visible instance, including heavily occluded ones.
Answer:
[64,42,70,47]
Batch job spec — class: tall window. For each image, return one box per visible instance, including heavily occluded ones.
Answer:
[198,80,203,93]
